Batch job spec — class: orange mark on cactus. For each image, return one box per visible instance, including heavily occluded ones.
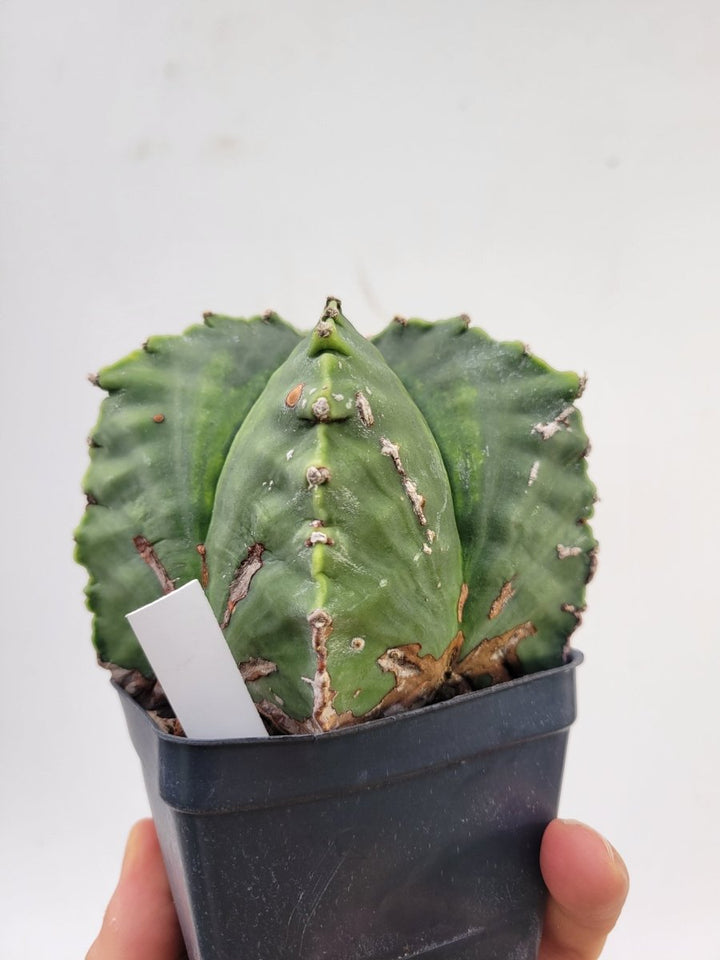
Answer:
[152,413,165,423]
[457,583,469,623]
[285,383,304,408]
[488,579,515,620]
[196,544,209,588]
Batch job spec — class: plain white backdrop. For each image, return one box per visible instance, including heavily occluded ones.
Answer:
[1,2,718,957]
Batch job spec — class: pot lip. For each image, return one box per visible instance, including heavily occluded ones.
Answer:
[115,649,583,747]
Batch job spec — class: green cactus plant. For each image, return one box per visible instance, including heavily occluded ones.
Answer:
[75,297,595,734]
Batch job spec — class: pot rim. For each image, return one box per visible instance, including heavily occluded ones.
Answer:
[116,649,583,746]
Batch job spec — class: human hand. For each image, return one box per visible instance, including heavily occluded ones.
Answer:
[87,817,628,959]
[539,818,629,959]
[86,820,187,960]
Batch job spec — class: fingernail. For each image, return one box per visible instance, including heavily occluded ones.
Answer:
[119,822,145,878]
[559,818,617,864]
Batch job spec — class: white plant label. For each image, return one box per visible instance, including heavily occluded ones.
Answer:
[126,580,269,740]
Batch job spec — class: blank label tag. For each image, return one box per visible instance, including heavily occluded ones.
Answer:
[126,580,269,740]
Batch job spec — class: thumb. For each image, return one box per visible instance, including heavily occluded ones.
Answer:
[539,819,629,960]
[86,819,186,960]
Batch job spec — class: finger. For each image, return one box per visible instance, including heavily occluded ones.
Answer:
[538,818,629,960]
[87,819,187,960]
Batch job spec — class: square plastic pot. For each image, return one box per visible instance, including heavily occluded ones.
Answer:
[117,650,582,960]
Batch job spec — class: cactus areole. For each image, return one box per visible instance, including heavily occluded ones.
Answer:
[76,298,596,735]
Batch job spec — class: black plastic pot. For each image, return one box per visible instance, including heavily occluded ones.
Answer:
[118,650,582,960]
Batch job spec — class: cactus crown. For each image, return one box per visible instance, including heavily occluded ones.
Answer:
[76,298,596,734]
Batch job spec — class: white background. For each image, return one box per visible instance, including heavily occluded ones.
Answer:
[2,2,718,957]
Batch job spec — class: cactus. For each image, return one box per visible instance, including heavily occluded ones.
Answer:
[76,297,595,734]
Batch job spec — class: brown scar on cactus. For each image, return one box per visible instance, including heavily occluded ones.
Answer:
[561,603,585,625]
[196,544,209,589]
[133,535,175,594]
[221,542,265,629]
[488,579,515,620]
[305,608,336,730]
[239,657,278,682]
[456,622,535,685]
[375,632,465,716]
[302,608,356,734]
[380,437,427,526]
[256,700,313,735]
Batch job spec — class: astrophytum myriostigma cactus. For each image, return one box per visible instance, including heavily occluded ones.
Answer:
[75,297,596,734]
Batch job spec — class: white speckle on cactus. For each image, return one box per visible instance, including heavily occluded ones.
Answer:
[379,578,388,588]
[533,406,575,440]
[423,543,432,555]
[355,391,374,428]
[528,460,540,486]
[380,437,428,526]
[557,544,583,559]
[308,531,331,545]
[332,393,344,401]
[286,449,294,461]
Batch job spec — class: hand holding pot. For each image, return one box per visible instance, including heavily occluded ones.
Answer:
[87,818,628,960]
